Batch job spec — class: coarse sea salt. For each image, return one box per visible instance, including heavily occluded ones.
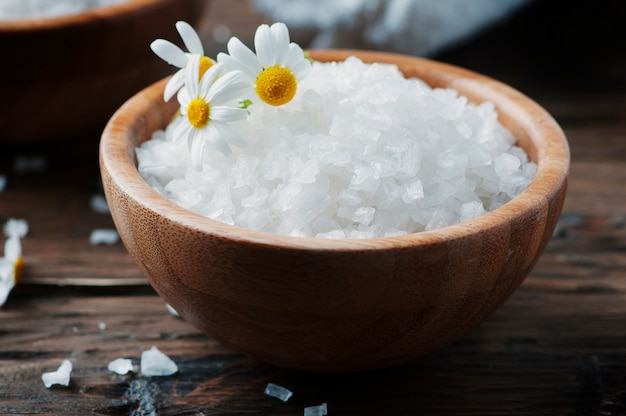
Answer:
[264,383,293,402]
[42,360,72,388]
[304,403,328,416]
[0,0,128,20]
[107,358,134,375]
[140,346,178,377]
[137,57,537,239]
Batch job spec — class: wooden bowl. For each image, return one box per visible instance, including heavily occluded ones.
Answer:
[0,0,208,143]
[100,50,570,372]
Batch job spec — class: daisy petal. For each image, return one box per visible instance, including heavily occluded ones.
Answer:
[164,69,185,101]
[185,55,201,97]
[150,39,188,68]
[189,131,207,170]
[205,124,233,156]
[270,22,289,63]
[173,120,191,143]
[205,70,245,102]
[177,83,191,109]
[213,121,248,149]
[4,238,20,260]
[210,106,248,123]
[225,37,263,75]
[175,21,204,56]
[284,43,307,72]
[254,24,276,68]
[198,63,222,95]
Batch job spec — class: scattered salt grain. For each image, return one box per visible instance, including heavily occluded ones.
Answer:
[0,174,6,192]
[42,360,72,388]
[0,0,128,20]
[98,321,106,330]
[107,358,134,375]
[264,383,293,402]
[90,194,110,214]
[304,403,328,416]
[89,229,119,245]
[137,57,536,238]
[13,155,47,174]
[140,346,178,376]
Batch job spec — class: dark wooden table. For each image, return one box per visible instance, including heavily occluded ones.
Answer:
[2,1,626,414]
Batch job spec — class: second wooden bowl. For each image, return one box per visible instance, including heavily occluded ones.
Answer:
[0,0,208,143]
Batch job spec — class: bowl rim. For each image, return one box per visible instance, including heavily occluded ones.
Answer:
[0,0,175,30]
[100,49,570,252]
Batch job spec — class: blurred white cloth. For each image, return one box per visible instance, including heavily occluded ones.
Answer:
[252,0,532,56]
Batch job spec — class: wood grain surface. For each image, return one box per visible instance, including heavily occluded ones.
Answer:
[1,0,626,413]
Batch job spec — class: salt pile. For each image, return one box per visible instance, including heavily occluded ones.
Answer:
[42,360,72,388]
[137,57,536,239]
[0,0,127,20]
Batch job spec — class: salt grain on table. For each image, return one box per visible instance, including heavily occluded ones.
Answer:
[107,358,134,375]
[89,194,110,214]
[304,403,328,416]
[42,360,72,388]
[264,383,293,402]
[140,346,178,376]
[89,229,119,245]
[137,57,536,239]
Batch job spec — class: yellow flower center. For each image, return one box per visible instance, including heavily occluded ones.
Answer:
[255,65,297,106]
[187,98,210,128]
[199,56,214,80]
[13,256,23,284]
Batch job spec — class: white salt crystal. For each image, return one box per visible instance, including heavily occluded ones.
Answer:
[140,346,178,376]
[98,322,106,330]
[42,360,72,388]
[137,58,536,239]
[89,194,110,214]
[0,174,6,192]
[304,403,328,416]
[264,382,293,402]
[89,229,119,245]
[107,358,134,375]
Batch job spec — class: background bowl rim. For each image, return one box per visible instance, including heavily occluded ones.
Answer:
[100,50,570,252]
[0,0,175,31]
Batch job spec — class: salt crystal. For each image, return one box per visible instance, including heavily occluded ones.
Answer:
[137,58,536,238]
[107,358,134,375]
[98,322,106,330]
[304,403,328,416]
[42,360,72,388]
[89,229,119,245]
[89,194,110,214]
[140,346,178,376]
[264,382,293,402]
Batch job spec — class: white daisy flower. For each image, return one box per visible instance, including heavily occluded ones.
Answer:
[217,22,311,107]
[175,57,249,169]
[0,218,28,307]
[150,21,215,101]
